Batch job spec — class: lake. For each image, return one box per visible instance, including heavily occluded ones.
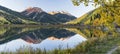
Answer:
[0,27,87,52]
[0,26,120,53]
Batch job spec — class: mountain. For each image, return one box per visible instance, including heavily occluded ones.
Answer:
[0,5,76,25]
[48,11,76,23]
[67,7,120,26]
[21,7,60,24]
[0,5,36,24]
[21,7,76,24]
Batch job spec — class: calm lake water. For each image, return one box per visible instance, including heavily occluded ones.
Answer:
[0,27,120,52]
[0,27,87,52]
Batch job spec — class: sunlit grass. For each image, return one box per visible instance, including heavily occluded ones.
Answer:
[112,46,120,54]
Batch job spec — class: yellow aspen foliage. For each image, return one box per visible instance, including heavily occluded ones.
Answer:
[93,18,101,26]
[93,29,105,38]
[115,16,120,26]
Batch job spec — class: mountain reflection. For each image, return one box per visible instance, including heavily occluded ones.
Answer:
[0,26,118,45]
[0,27,76,44]
[67,27,119,39]
[0,26,119,52]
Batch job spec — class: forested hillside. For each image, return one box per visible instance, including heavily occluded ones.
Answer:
[68,0,120,27]
[67,4,120,27]
[0,5,36,24]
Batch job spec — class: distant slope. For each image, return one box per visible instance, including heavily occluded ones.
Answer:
[49,11,76,23]
[66,14,88,24]
[21,7,76,24]
[66,9,97,25]
[0,5,37,24]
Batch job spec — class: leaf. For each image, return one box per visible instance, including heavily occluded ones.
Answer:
[94,0,98,2]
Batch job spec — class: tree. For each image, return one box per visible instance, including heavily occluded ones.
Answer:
[71,0,115,6]
[71,0,120,15]
[71,0,119,15]
[72,0,120,27]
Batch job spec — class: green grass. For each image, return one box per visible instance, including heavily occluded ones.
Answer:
[0,16,10,24]
[112,47,120,54]
[20,18,38,24]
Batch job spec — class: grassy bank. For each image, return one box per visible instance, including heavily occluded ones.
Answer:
[112,47,120,54]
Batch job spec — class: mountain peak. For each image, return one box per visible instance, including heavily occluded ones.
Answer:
[22,7,44,16]
[48,11,72,15]
[22,7,44,14]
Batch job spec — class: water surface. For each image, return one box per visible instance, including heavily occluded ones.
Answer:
[0,27,119,52]
[0,27,87,52]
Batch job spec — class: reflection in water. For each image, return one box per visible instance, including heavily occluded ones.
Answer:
[20,28,76,44]
[0,27,86,52]
[67,27,120,39]
[0,26,119,52]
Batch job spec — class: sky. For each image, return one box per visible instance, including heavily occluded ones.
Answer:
[0,0,95,17]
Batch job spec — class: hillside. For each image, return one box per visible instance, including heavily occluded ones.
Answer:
[0,5,37,24]
[67,7,120,27]
[66,8,98,25]
[49,11,76,23]
[21,7,76,24]
[0,6,76,25]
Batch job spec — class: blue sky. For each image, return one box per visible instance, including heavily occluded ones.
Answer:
[0,0,95,17]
